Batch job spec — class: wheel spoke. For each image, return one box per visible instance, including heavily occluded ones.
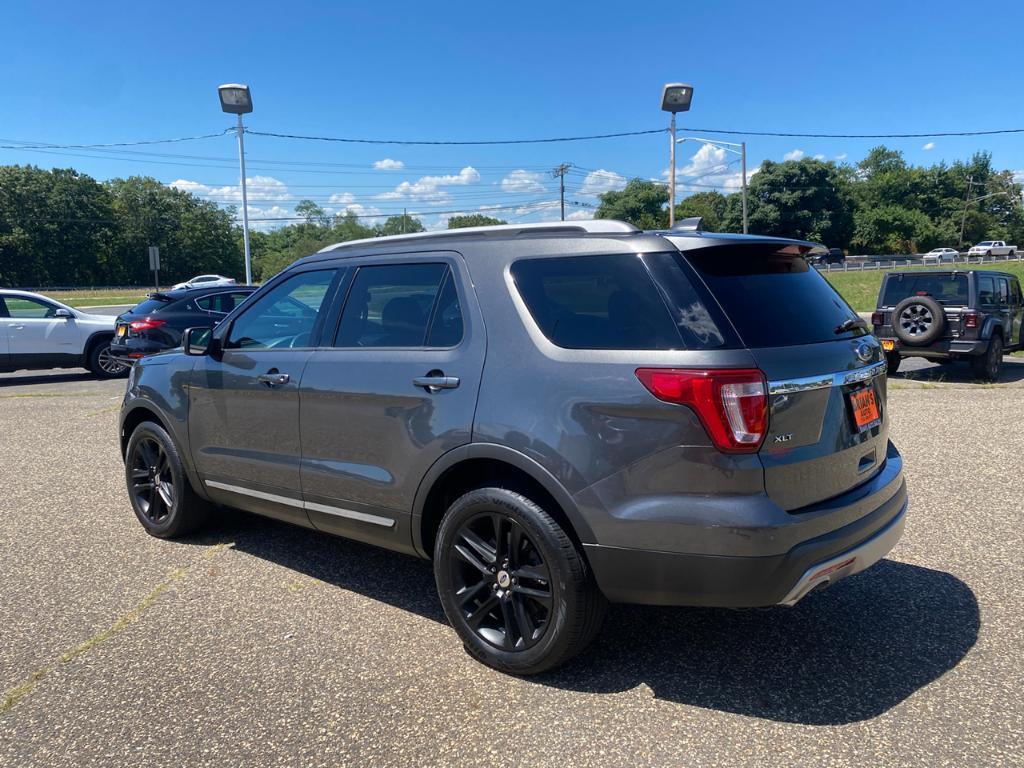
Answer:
[515,585,552,606]
[491,514,507,564]
[513,563,549,583]
[138,440,157,470]
[156,483,173,509]
[499,597,520,649]
[465,594,499,629]
[508,523,525,569]
[512,595,537,647]
[453,540,491,575]
[458,528,496,566]
[455,579,490,608]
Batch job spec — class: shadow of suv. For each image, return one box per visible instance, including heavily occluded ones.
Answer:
[871,269,1024,381]
[119,220,907,674]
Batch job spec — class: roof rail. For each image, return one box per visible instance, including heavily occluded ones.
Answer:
[316,219,639,253]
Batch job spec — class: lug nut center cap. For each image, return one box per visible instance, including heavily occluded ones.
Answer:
[496,570,511,589]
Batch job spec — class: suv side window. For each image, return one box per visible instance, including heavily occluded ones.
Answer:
[977,275,996,308]
[334,263,450,348]
[4,296,58,318]
[196,291,250,314]
[511,253,702,350]
[996,278,1010,307]
[225,270,336,350]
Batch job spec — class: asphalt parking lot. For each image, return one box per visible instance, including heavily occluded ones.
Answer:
[1,360,1022,767]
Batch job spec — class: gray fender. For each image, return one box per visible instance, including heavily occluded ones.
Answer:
[410,442,597,558]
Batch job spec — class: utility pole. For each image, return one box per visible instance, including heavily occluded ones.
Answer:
[403,207,407,234]
[552,163,572,221]
[740,141,748,234]
[959,176,976,248]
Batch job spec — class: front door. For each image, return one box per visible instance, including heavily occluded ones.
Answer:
[299,255,485,551]
[0,294,82,369]
[189,268,341,526]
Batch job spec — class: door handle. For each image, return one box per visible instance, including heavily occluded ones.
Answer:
[11,324,24,330]
[413,373,460,392]
[257,371,290,387]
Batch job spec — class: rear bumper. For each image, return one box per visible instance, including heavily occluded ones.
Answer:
[875,333,987,358]
[583,444,907,607]
[109,339,173,361]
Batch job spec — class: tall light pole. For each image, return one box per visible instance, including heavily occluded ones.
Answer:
[661,83,693,228]
[552,163,572,221]
[677,136,749,234]
[218,84,254,285]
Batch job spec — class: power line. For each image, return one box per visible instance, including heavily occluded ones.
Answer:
[246,128,665,145]
[0,132,231,150]
[681,127,1024,139]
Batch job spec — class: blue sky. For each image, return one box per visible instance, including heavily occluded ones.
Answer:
[3,0,1023,230]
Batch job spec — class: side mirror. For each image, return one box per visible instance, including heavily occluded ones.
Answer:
[54,308,75,319]
[183,327,215,356]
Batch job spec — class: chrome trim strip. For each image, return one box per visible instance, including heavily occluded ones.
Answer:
[768,360,887,395]
[206,480,304,508]
[777,503,906,607]
[205,481,395,528]
[305,500,395,528]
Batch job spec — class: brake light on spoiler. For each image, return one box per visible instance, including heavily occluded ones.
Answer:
[635,368,768,453]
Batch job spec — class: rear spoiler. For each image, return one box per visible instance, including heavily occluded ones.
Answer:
[144,292,175,301]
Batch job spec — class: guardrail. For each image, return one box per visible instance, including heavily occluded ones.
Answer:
[816,251,1023,272]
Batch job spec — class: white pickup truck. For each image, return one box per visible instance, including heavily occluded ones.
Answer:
[967,240,1017,257]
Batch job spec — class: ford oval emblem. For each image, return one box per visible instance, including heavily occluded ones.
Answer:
[856,343,873,363]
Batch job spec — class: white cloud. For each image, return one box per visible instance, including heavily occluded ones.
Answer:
[783,149,805,161]
[835,153,848,161]
[501,169,547,194]
[373,158,404,170]
[1013,170,1024,184]
[662,143,759,195]
[328,192,355,204]
[577,169,627,197]
[566,210,592,221]
[170,175,292,203]
[813,153,825,161]
[922,141,935,151]
[377,166,481,203]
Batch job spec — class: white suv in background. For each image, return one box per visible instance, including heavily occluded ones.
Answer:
[0,290,129,378]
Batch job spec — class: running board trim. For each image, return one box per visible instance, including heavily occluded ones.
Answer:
[205,480,395,528]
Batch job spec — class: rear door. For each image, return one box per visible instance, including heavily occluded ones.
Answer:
[298,253,485,550]
[189,268,342,525]
[2,294,83,368]
[680,243,887,510]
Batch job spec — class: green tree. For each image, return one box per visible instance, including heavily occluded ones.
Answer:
[376,214,425,235]
[447,213,507,229]
[673,191,729,232]
[294,199,328,226]
[594,179,669,229]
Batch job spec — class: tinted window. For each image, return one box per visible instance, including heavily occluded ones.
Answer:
[997,278,1010,306]
[226,270,335,349]
[131,296,174,315]
[335,263,447,348]
[685,245,864,347]
[977,275,996,307]
[881,272,969,307]
[426,271,464,347]
[512,254,707,350]
[196,291,250,314]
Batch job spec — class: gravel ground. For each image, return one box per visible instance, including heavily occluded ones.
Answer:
[0,362,1022,767]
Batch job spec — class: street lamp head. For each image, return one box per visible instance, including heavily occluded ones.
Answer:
[661,83,693,113]
[218,83,253,115]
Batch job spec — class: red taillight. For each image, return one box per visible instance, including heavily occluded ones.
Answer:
[635,368,768,453]
[962,311,979,329]
[870,311,884,326]
[128,318,166,332]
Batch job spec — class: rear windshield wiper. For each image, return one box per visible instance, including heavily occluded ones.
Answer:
[834,317,867,334]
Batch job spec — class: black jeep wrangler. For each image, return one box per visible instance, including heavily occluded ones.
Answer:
[872,269,1024,381]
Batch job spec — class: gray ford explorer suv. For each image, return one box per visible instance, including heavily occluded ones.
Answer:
[119,220,907,675]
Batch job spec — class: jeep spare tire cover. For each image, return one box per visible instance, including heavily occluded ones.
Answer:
[892,295,945,346]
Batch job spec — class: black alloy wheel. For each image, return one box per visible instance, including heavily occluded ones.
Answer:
[448,512,553,652]
[129,435,176,525]
[124,421,212,538]
[434,487,606,675]
[972,335,1003,382]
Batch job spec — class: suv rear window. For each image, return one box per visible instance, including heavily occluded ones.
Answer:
[684,244,865,348]
[130,295,175,315]
[511,253,727,350]
[881,273,969,307]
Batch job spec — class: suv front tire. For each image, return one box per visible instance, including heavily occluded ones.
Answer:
[971,334,1003,382]
[434,487,606,675]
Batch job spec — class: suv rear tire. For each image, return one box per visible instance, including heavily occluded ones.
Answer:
[971,335,1003,382]
[892,295,946,346]
[125,421,213,538]
[434,487,606,675]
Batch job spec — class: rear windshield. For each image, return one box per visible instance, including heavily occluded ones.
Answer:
[511,253,729,350]
[683,245,865,348]
[881,273,968,306]
[130,295,175,315]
